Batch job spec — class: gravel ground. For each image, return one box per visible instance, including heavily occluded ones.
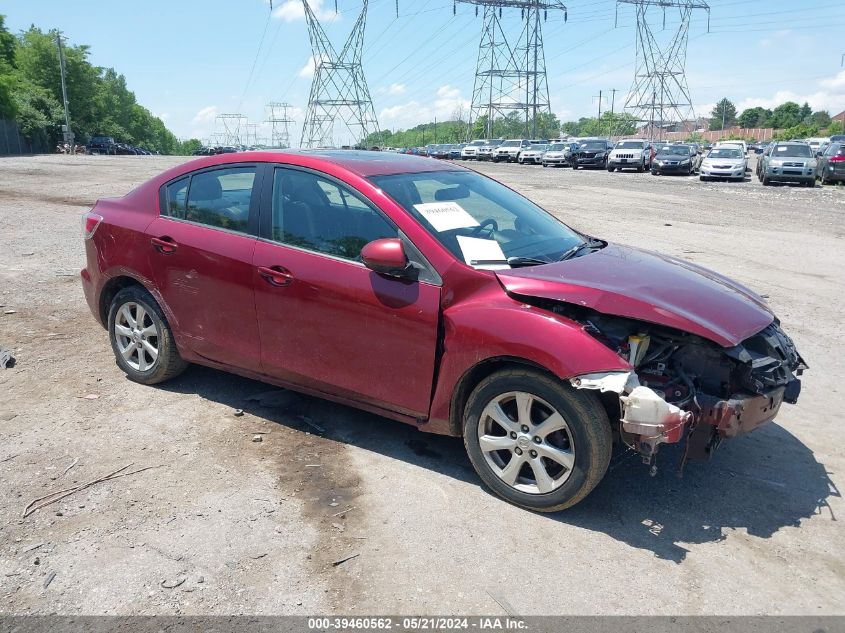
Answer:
[0,154,843,616]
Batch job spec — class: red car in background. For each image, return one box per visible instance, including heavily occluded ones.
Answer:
[80,151,806,511]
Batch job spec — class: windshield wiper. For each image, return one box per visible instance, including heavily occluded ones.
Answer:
[558,238,605,262]
[469,256,552,268]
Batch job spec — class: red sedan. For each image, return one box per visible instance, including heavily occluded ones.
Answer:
[80,151,806,511]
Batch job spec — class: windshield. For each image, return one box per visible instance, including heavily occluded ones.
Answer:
[528,144,548,151]
[773,144,812,157]
[616,141,644,149]
[580,141,606,150]
[659,146,690,156]
[501,140,520,147]
[469,140,486,146]
[707,148,742,159]
[548,143,565,151]
[369,171,584,268]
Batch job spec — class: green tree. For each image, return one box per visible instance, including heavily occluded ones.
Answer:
[799,101,812,123]
[772,122,819,141]
[810,110,831,128]
[737,106,771,128]
[709,97,737,130]
[770,101,801,129]
[827,120,843,135]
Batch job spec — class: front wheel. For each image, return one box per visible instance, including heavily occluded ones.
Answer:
[463,369,612,512]
[108,286,188,385]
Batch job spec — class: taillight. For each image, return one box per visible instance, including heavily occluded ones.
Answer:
[82,211,103,239]
[829,155,845,163]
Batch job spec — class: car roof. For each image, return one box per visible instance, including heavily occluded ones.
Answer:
[161,149,466,181]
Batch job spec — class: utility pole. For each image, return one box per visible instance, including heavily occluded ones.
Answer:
[594,90,603,118]
[721,99,726,133]
[610,89,617,115]
[55,31,73,149]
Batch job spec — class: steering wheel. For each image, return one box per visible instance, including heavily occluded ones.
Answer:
[470,218,499,237]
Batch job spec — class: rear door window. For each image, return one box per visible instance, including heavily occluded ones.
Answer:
[185,167,256,232]
[164,177,188,219]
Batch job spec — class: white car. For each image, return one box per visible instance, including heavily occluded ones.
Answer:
[699,146,748,181]
[518,143,549,164]
[461,139,488,160]
[715,140,747,154]
[494,139,530,163]
[607,139,653,172]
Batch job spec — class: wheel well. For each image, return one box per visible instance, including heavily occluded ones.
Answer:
[448,357,551,436]
[447,357,623,437]
[98,276,144,327]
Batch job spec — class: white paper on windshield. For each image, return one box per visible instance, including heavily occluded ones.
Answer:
[456,235,509,270]
[414,202,479,232]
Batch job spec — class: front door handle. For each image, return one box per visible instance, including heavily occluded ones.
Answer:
[151,236,178,254]
[257,265,294,287]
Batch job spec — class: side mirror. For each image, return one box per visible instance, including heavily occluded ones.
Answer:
[361,238,410,278]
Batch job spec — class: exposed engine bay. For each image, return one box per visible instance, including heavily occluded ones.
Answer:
[546,301,807,471]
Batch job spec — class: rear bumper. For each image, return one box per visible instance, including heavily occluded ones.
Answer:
[80,267,102,326]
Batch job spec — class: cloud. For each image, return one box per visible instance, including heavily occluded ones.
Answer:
[387,83,406,95]
[271,0,338,22]
[378,84,471,130]
[191,106,219,125]
[820,70,845,92]
[299,56,316,78]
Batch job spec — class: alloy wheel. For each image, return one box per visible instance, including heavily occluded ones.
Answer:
[113,302,159,372]
[477,391,575,494]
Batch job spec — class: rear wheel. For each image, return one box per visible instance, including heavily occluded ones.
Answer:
[108,286,188,385]
[762,175,771,186]
[463,369,612,512]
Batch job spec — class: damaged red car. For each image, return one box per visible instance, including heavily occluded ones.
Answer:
[80,151,806,511]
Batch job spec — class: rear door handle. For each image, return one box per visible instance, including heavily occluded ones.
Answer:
[257,265,294,287]
[151,236,178,254]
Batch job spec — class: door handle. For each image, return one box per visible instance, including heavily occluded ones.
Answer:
[151,236,178,254]
[257,265,294,287]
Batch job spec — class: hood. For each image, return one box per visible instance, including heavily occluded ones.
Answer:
[656,153,690,161]
[703,156,744,165]
[495,243,774,347]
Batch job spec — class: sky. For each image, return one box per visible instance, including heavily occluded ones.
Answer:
[3,0,845,146]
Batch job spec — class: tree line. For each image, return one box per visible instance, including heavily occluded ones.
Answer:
[709,97,842,140]
[0,16,198,154]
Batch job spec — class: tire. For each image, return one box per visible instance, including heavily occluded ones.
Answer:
[700,175,706,181]
[108,285,188,385]
[636,162,644,173]
[463,368,612,512]
[572,163,578,170]
[606,166,614,172]
[762,175,771,186]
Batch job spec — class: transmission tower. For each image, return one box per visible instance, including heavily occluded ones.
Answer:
[616,0,709,139]
[215,113,248,147]
[266,102,294,148]
[300,0,380,148]
[458,1,565,140]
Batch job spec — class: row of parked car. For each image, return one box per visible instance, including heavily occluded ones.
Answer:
[86,136,157,156]
[415,136,844,187]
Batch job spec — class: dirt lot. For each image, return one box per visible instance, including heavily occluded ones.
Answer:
[1,154,843,616]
